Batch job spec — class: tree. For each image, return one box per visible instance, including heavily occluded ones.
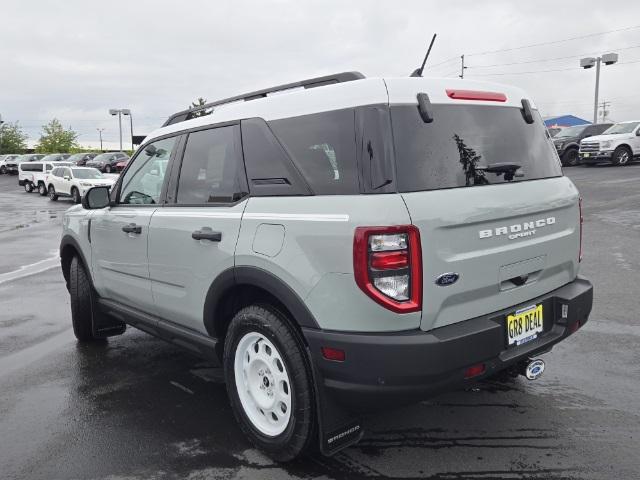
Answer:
[0,121,28,154]
[188,97,212,118]
[35,119,79,153]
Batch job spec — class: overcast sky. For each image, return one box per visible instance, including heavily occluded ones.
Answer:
[1,0,640,148]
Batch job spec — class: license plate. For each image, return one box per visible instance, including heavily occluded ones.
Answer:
[506,304,543,346]
[582,153,590,158]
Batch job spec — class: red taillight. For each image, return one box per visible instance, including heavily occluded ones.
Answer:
[464,363,486,379]
[353,225,422,313]
[321,347,345,362]
[446,89,507,102]
[578,197,583,262]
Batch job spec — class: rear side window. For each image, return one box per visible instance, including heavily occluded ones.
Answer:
[176,126,248,204]
[269,109,359,195]
[391,104,562,192]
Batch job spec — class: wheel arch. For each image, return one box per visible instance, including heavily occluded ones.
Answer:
[203,266,320,358]
[60,235,93,291]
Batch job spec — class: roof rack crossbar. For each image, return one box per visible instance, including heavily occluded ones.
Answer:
[162,71,365,127]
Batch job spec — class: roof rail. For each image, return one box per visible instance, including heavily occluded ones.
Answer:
[162,71,365,127]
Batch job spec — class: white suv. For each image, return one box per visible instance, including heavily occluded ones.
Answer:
[579,120,640,165]
[19,160,71,194]
[47,166,115,203]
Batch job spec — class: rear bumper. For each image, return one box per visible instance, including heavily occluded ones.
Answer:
[303,277,593,409]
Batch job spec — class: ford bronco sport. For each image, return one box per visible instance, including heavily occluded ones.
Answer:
[60,72,593,461]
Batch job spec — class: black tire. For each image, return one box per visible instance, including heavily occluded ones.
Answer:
[105,164,112,173]
[69,256,99,342]
[224,305,315,462]
[71,187,81,204]
[38,182,47,196]
[48,185,58,201]
[611,146,632,166]
[561,148,580,167]
[0,166,5,174]
[24,182,33,193]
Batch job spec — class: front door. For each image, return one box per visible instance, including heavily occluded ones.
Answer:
[90,136,178,311]
[148,124,248,333]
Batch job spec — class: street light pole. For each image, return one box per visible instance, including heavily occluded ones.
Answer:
[109,108,126,152]
[580,53,618,124]
[121,109,133,151]
[96,128,105,151]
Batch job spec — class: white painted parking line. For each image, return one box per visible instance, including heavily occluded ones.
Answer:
[0,255,60,285]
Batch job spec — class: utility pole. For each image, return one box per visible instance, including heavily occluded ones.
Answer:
[459,54,466,79]
[0,114,4,154]
[96,128,105,151]
[598,101,611,123]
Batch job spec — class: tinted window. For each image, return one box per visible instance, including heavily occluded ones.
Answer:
[45,164,53,171]
[31,163,42,171]
[241,118,309,196]
[176,126,247,204]
[357,106,395,193]
[392,104,562,192]
[269,109,359,195]
[120,137,176,205]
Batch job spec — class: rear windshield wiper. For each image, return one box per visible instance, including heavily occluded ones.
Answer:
[477,162,524,181]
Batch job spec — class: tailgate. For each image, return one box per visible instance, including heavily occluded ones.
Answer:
[403,177,580,331]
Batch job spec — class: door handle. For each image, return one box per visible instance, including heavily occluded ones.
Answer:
[122,223,142,234]
[192,227,222,242]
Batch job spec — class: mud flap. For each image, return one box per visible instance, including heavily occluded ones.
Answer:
[306,347,364,456]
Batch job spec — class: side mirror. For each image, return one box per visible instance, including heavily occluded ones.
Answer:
[82,186,111,209]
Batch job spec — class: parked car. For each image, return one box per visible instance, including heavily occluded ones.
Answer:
[553,123,612,166]
[47,166,116,203]
[67,152,98,166]
[85,152,129,173]
[547,126,563,137]
[60,72,593,461]
[0,154,22,174]
[579,120,640,166]
[19,160,74,194]
[115,158,130,172]
[40,153,72,163]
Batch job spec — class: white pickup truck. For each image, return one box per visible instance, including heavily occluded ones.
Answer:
[579,120,640,166]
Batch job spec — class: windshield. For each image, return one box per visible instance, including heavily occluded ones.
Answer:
[72,168,104,179]
[67,154,87,162]
[554,125,587,138]
[92,153,113,162]
[392,104,562,192]
[602,122,640,135]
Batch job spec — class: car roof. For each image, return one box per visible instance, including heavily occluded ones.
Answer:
[145,76,533,145]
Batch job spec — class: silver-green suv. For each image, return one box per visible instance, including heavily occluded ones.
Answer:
[59,72,593,461]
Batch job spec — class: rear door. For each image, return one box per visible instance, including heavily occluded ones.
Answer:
[90,136,178,311]
[148,124,248,333]
[388,98,580,332]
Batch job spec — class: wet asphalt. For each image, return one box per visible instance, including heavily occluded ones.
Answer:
[0,165,638,480]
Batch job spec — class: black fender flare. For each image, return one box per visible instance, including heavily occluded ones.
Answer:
[59,234,93,290]
[202,265,320,337]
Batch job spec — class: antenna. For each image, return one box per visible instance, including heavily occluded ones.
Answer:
[410,34,437,77]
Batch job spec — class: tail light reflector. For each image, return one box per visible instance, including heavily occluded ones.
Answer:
[464,363,486,379]
[353,225,422,313]
[321,347,345,362]
[446,89,507,102]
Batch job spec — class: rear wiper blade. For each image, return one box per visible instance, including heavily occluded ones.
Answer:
[476,162,524,181]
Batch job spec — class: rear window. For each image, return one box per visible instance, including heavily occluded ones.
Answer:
[269,109,359,195]
[391,104,562,192]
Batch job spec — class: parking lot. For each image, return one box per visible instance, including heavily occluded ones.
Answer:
[0,164,639,480]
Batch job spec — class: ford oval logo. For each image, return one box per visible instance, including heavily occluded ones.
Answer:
[435,272,460,286]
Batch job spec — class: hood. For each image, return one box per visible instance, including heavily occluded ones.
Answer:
[553,135,579,144]
[81,178,115,186]
[580,132,634,143]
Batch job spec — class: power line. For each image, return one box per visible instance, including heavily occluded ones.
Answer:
[467,43,640,69]
[466,24,640,57]
[469,59,640,77]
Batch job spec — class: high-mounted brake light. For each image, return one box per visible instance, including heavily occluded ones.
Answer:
[579,197,584,262]
[353,225,422,313]
[446,89,507,102]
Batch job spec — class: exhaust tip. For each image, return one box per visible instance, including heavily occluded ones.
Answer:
[523,358,545,380]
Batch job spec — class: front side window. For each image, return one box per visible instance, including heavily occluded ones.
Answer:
[119,137,176,205]
[45,164,53,171]
[603,122,640,135]
[176,126,247,204]
[269,109,359,194]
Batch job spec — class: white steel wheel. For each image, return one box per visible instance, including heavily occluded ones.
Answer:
[234,331,292,437]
